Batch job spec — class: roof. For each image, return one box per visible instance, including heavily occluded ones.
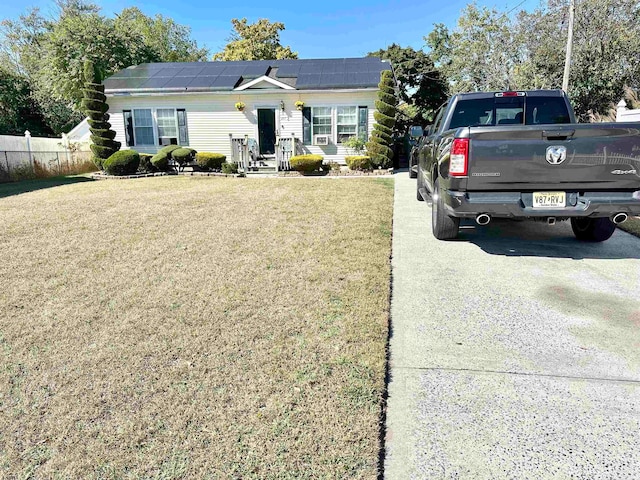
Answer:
[104,57,390,94]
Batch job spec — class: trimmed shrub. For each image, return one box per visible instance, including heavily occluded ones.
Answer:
[159,144,182,156]
[82,60,120,168]
[196,152,226,170]
[345,155,372,171]
[367,70,398,168]
[172,147,196,165]
[103,150,140,176]
[139,153,155,172]
[290,154,324,172]
[151,152,169,171]
[221,162,238,174]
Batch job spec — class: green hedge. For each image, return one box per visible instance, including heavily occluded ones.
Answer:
[151,152,169,171]
[103,150,140,176]
[172,147,196,165]
[90,143,118,160]
[87,119,111,130]
[90,129,117,140]
[159,144,182,156]
[345,155,372,171]
[81,99,108,113]
[221,162,238,174]
[373,110,395,129]
[196,152,226,170]
[375,99,396,118]
[290,154,324,172]
[370,130,393,145]
[82,89,107,103]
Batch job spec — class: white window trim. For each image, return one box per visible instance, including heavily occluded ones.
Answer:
[156,108,180,145]
[336,106,358,144]
[309,105,365,145]
[129,107,189,147]
[311,106,333,140]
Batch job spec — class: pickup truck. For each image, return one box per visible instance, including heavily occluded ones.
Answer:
[415,89,640,241]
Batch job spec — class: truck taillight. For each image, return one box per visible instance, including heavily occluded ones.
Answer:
[450,138,469,176]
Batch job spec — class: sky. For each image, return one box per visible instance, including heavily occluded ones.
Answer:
[2,0,543,59]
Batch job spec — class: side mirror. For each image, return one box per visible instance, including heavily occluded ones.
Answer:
[409,125,424,138]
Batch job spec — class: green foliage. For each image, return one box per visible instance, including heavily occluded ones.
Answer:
[87,119,111,130]
[171,147,196,165]
[90,144,118,161]
[345,156,372,171]
[213,18,297,60]
[0,2,208,134]
[159,144,182,156]
[90,129,117,140]
[103,149,140,176]
[81,99,108,113]
[425,0,640,119]
[290,154,324,172]
[196,152,226,170]
[0,65,52,136]
[367,70,397,169]
[343,136,367,155]
[151,152,169,171]
[221,162,238,174]
[138,153,155,172]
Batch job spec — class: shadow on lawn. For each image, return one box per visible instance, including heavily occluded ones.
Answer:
[0,176,94,199]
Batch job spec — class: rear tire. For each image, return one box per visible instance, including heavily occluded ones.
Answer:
[431,179,460,240]
[571,217,616,242]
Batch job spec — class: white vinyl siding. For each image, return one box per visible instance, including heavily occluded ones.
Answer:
[133,109,154,145]
[108,90,378,164]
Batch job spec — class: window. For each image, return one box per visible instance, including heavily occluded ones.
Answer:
[157,108,178,142]
[303,106,369,145]
[337,106,357,143]
[133,109,154,145]
[124,108,189,147]
[312,107,332,136]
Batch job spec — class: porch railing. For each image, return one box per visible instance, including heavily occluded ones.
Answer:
[275,136,302,171]
[229,134,251,173]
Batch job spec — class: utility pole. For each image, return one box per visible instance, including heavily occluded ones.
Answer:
[562,0,576,92]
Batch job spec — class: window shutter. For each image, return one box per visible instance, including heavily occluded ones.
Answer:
[358,106,368,140]
[302,107,311,145]
[177,109,189,145]
[123,110,134,147]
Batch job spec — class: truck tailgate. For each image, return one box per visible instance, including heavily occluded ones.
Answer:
[466,123,640,191]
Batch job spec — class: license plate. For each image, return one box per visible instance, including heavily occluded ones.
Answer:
[533,191,566,208]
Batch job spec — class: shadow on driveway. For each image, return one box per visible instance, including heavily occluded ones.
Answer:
[0,176,94,199]
[456,218,640,260]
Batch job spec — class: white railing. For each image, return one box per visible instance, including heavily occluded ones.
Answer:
[275,136,301,171]
[229,134,250,173]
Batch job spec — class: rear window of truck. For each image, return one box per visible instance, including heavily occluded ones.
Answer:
[449,96,571,129]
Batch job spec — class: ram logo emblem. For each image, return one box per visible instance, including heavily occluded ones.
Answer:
[546,146,567,165]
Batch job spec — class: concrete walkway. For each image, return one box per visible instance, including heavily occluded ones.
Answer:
[384,171,640,479]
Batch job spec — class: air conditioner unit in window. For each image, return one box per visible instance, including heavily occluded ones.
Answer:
[313,134,330,146]
[159,137,178,146]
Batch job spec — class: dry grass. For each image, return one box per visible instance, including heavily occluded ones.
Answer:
[0,176,394,479]
[619,216,640,238]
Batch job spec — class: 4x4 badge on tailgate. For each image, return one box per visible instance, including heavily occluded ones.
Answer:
[546,146,567,165]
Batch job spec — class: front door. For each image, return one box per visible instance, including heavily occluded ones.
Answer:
[257,108,276,155]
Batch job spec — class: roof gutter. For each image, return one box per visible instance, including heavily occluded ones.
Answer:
[106,87,380,97]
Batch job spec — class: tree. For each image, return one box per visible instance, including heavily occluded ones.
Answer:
[366,70,398,168]
[213,18,297,61]
[0,0,208,134]
[82,60,120,168]
[368,44,448,131]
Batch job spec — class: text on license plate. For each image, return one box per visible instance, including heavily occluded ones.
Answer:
[533,191,566,208]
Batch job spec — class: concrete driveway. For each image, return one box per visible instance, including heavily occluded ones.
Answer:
[384,171,640,479]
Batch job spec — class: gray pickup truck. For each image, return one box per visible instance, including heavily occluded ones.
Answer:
[415,89,640,241]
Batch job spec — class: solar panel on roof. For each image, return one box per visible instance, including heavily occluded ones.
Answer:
[318,73,346,87]
[210,76,239,88]
[176,66,205,77]
[241,64,269,77]
[184,76,218,88]
[150,68,183,78]
[140,77,172,89]
[296,73,322,88]
[220,66,246,76]
[199,65,227,76]
[275,65,300,77]
[104,78,148,90]
[162,77,192,89]
[299,63,323,74]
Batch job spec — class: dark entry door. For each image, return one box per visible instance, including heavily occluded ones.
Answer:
[257,108,276,155]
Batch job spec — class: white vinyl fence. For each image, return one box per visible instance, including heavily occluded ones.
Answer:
[0,131,91,182]
[616,100,640,122]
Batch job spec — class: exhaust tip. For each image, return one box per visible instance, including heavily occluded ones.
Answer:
[476,214,491,226]
[612,212,628,225]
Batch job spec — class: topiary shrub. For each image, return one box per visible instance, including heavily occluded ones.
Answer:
[103,150,140,176]
[221,162,238,174]
[196,152,226,170]
[345,155,372,171]
[139,153,155,172]
[82,60,120,169]
[151,152,169,171]
[159,144,182,156]
[290,154,324,173]
[172,147,196,166]
[366,70,398,168]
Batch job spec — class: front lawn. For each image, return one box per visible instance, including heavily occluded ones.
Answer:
[0,176,393,478]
